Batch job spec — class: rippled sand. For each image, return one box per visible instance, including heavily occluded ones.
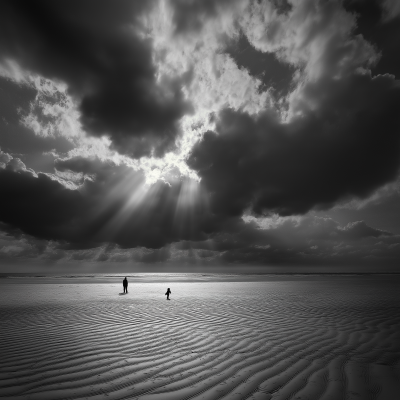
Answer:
[1,277,400,399]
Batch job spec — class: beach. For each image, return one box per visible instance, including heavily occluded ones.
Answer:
[1,275,400,399]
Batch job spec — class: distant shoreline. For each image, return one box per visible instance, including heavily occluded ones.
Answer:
[1,272,400,284]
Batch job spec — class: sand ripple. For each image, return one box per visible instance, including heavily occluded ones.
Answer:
[1,279,400,399]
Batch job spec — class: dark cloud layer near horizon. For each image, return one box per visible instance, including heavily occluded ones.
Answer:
[0,156,214,249]
[0,0,192,158]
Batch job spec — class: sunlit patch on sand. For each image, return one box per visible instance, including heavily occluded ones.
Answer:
[1,277,400,399]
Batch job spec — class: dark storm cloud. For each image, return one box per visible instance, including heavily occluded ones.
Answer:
[0,156,213,249]
[0,0,192,158]
[133,247,171,263]
[345,0,400,79]
[0,168,83,241]
[179,216,398,266]
[339,221,392,240]
[188,72,400,217]
[170,0,237,34]
[170,0,291,36]
[266,217,392,244]
[326,188,400,235]
[0,222,49,260]
[225,33,296,97]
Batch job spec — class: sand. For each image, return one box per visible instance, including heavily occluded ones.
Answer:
[1,276,400,399]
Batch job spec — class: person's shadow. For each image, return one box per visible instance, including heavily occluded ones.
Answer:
[119,293,128,295]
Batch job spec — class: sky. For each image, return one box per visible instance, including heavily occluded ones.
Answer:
[0,0,400,273]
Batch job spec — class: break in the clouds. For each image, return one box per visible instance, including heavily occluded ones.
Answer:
[0,0,400,271]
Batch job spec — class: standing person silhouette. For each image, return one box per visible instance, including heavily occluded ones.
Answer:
[123,277,128,294]
[165,288,171,300]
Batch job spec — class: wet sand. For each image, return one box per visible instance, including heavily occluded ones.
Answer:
[1,276,399,399]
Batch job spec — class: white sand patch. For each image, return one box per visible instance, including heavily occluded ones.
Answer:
[0,278,400,399]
